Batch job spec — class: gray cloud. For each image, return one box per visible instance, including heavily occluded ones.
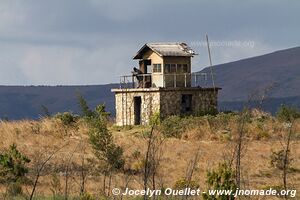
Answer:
[0,0,299,85]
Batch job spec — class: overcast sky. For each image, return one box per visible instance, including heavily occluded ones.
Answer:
[0,0,299,85]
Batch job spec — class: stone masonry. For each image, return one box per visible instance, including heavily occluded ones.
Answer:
[112,87,219,126]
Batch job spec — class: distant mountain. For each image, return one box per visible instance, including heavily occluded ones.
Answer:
[0,84,118,120]
[0,46,299,120]
[199,46,300,112]
[200,46,300,101]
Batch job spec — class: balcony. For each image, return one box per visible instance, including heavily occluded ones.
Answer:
[118,73,209,89]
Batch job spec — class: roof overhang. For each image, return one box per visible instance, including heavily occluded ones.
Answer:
[133,42,197,60]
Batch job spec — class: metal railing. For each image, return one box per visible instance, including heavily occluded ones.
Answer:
[119,73,209,89]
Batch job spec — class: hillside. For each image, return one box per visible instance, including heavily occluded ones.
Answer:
[200,46,300,101]
[0,84,117,120]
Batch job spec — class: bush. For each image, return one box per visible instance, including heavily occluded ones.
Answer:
[203,162,237,200]
[78,94,125,172]
[149,111,161,126]
[0,144,30,198]
[0,144,31,184]
[174,178,199,190]
[276,105,300,122]
[160,115,183,138]
[80,193,95,200]
[255,131,270,140]
[54,112,78,126]
[197,107,218,116]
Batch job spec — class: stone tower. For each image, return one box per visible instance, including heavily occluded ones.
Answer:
[112,42,221,126]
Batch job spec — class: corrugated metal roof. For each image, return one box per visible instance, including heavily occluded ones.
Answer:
[133,42,196,59]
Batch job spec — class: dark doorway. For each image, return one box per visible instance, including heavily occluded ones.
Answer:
[134,96,142,125]
[137,59,152,88]
[181,94,192,114]
[139,59,151,74]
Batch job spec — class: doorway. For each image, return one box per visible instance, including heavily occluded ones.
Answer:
[181,94,192,114]
[134,96,142,125]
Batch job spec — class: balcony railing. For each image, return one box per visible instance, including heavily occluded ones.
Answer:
[119,73,209,89]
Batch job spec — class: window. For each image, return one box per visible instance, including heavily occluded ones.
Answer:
[177,64,182,73]
[170,64,176,73]
[164,63,188,73]
[153,64,162,73]
[165,64,170,73]
[183,64,188,73]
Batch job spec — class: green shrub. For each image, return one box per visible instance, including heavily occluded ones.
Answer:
[174,178,199,190]
[203,162,237,200]
[80,193,95,200]
[0,144,30,198]
[54,112,78,126]
[197,107,218,116]
[78,94,125,173]
[0,144,31,184]
[149,111,161,126]
[276,105,300,122]
[256,131,270,140]
[215,113,232,127]
[160,115,183,138]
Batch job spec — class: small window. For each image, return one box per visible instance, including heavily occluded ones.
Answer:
[153,64,162,73]
[177,64,182,73]
[165,64,170,73]
[183,64,188,73]
[170,64,176,73]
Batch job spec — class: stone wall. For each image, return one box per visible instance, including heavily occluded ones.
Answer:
[112,87,219,126]
[114,89,160,126]
[159,88,218,119]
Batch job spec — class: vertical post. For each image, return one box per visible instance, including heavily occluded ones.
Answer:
[132,75,134,88]
[124,76,126,88]
[184,73,187,87]
[206,34,216,91]
[174,74,177,88]
[121,93,124,126]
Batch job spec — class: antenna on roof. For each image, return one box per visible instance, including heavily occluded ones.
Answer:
[206,34,216,91]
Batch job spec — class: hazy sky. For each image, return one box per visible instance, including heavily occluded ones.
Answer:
[0,0,299,85]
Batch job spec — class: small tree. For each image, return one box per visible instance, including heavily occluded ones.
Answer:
[77,93,95,119]
[276,105,300,122]
[0,144,30,197]
[78,95,124,196]
[274,105,299,199]
[85,104,124,169]
[203,162,237,200]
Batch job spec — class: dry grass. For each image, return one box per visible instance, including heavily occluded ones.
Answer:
[0,114,299,199]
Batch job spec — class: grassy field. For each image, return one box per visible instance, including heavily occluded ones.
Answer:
[0,110,299,199]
